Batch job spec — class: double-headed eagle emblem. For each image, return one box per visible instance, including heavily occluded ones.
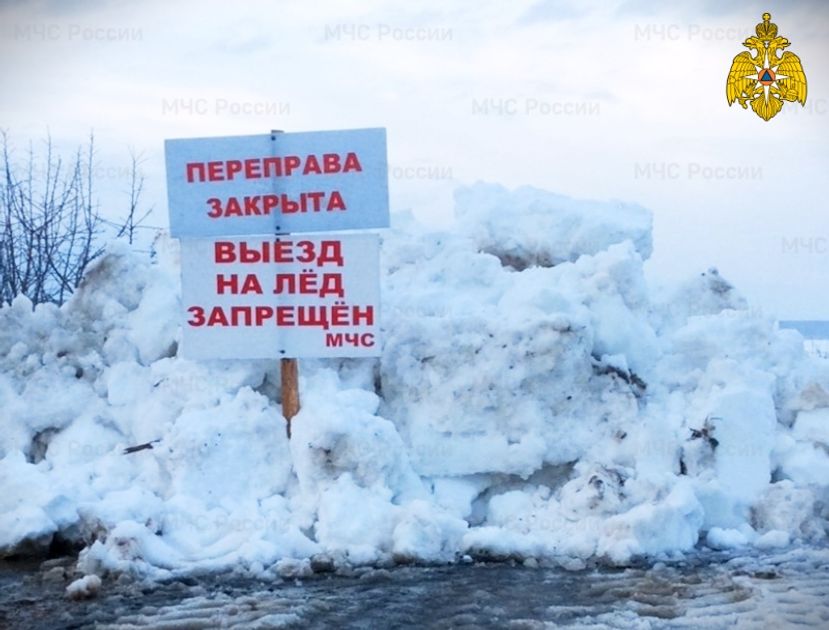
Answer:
[726,13,807,121]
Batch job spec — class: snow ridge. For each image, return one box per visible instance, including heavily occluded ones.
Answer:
[1,183,827,578]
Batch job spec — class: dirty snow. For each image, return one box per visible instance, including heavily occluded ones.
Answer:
[1,182,827,579]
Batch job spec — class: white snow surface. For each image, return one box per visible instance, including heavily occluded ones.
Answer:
[1,182,828,578]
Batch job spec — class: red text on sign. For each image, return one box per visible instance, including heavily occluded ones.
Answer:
[186,153,363,182]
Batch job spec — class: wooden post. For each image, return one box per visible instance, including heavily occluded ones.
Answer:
[270,129,299,439]
[281,357,299,438]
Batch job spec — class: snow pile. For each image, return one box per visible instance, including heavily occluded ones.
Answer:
[65,574,101,600]
[1,182,828,578]
[454,183,653,270]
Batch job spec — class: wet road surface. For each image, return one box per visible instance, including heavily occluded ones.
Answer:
[1,547,827,629]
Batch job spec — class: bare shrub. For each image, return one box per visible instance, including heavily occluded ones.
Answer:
[0,131,151,305]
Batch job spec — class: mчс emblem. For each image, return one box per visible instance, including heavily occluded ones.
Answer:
[726,13,807,121]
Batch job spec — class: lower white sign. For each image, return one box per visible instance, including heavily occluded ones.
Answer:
[180,233,380,359]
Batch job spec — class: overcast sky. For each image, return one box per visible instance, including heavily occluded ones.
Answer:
[1,0,827,318]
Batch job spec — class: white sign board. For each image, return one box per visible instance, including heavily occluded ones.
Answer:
[180,233,380,359]
[165,128,389,237]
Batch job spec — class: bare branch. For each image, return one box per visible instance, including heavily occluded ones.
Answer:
[0,131,154,306]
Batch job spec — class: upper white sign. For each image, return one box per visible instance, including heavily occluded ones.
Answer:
[165,128,389,237]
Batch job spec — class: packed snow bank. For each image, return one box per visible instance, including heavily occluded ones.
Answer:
[454,183,653,269]
[1,182,828,578]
